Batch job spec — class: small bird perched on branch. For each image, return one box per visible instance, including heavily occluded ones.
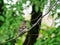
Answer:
[18,21,28,33]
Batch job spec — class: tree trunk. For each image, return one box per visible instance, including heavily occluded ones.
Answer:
[23,4,42,45]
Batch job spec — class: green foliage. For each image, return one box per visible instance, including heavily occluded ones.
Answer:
[0,16,4,21]
[0,0,60,45]
[35,5,39,12]
[58,13,60,18]
[34,26,60,45]
[0,0,24,43]
[57,4,60,9]
[30,0,48,12]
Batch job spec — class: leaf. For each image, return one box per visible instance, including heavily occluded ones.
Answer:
[0,16,4,21]
[35,5,39,12]
[57,4,60,9]
[56,26,60,31]
[58,13,60,18]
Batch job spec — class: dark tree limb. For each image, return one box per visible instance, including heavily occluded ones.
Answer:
[23,4,42,45]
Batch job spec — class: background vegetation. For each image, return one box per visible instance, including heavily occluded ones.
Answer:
[0,0,60,45]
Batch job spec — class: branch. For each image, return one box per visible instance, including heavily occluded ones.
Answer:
[0,1,58,44]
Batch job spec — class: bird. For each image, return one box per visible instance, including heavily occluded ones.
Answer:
[18,21,28,33]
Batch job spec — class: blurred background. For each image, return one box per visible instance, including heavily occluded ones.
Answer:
[0,0,60,45]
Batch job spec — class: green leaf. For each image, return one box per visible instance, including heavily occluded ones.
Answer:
[56,26,60,31]
[58,13,60,18]
[57,4,60,9]
[0,16,4,21]
[35,5,39,12]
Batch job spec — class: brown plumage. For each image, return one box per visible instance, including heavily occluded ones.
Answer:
[19,21,27,32]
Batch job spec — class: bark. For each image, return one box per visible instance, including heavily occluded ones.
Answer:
[23,4,42,45]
